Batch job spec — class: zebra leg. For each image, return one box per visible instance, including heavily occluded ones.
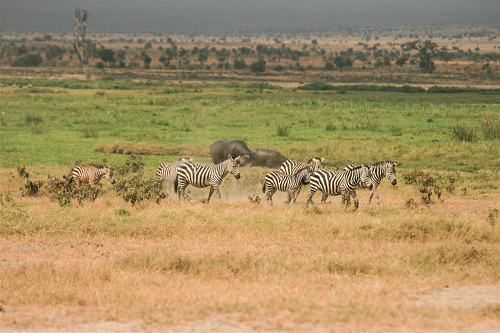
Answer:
[368,184,379,205]
[178,180,186,202]
[214,185,222,201]
[207,187,214,202]
[341,192,350,209]
[290,189,298,205]
[267,187,277,204]
[350,191,359,209]
[306,187,317,205]
[321,192,328,204]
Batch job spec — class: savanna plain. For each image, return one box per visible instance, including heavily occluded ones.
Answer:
[0,81,499,332]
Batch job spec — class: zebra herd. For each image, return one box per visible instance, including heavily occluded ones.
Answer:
[69,156,397,207]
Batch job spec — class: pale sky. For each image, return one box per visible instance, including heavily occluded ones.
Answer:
[0,0,498,33]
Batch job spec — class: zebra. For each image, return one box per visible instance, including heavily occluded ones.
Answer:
[344,161,397,204]
[262,164,313,205]
[68,165,115,186]
[156,157,194,194]
[279,156,325,197]
[174,154,240,202]
[279,156,325,175]
[26,84,34,89]
[306,165,373,209]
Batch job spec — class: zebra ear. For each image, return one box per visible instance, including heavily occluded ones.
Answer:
[393,161,397,166]
[228,154,233,160]
[321,156,325,162]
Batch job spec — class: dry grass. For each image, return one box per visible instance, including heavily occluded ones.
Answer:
[1,165,499,331]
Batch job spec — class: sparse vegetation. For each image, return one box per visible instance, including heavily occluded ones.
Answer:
[0,77,498,332]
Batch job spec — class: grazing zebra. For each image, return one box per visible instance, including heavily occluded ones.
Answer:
[306,165,373,209]
[174,154,240,202]
[279,156,325,175]
[156,157,194,194]
[344,161,397,204]
[262,164,313,205]
[26,84,34,89]
[68,165,115,186]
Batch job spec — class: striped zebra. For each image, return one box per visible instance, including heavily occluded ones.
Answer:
[68,165,115,186]
[156,157,194,194]
[306,165,373,209]
[279,156,325,175]
[174,154,240,202]
[262,164,313,205]
[344,161,397,204]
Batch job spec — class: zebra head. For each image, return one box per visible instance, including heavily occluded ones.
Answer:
[385,161,397,186]
[360,165,374,190]
[307,156,326,172]
[178,156,194,163]
[297,164,314,185]
[105,166,115,184]
[226,155,241,179]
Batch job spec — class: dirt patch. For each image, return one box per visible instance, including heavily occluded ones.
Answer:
[407,284,500,309]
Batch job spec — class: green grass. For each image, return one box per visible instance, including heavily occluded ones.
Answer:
[0,81,499,171]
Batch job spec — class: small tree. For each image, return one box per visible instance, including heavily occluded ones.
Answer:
[250,60,266,72]
[396,55,408,67]
[402,39,448,73]
[97,47,115,65]
[324,62,334,70]
[143,53,152,69]
[70,8,91,80]
[333,56,345,68]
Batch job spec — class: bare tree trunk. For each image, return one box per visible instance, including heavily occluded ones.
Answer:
[70,8,91,81]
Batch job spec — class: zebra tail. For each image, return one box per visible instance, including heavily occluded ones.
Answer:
[262,180,266,193]
[173,175,179,194]
[67,176,74,185]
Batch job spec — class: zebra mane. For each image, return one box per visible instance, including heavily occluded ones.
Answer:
[344,164,365,171]
[295,164,311,173]
[307,157,322,164]
[373,160,396,167]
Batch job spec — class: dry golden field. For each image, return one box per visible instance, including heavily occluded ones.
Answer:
[1,165,499,332]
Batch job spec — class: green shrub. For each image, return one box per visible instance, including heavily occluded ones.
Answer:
[17,165,30,179]
[21,180,44,197]
[114,174,166,205]
[115,154,145,175]
[12,54,43,67]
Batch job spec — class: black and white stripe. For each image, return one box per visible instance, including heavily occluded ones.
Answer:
[262,165,312,205]
[156,157,194,194]
[306,165,372,209]
[68,165,115,186]
[279,156,325,175]
[344,161,397,204]
[174,154,240,202]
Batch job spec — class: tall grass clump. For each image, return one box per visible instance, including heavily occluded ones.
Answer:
[325,123,336,131]
[24,114,43,125]
[481,115,500,140]
[277,123,291,137]
[451,124,477,142]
